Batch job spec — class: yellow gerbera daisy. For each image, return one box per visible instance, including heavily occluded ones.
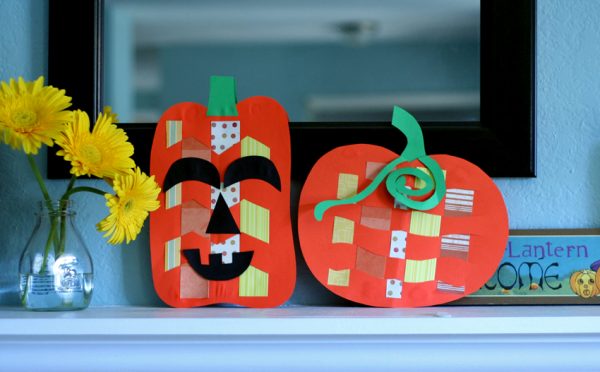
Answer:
[102,106,118,123]
[56,109,135,178]
[0,76,72,154]
[97,167,160,245]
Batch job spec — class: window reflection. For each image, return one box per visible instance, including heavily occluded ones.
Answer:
[104,0,480,122]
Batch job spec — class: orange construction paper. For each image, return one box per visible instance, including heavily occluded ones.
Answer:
[150,90,295,308]
[298,144,508,307]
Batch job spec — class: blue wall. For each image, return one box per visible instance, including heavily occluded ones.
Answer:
[0,0,161,306]
[1,0,598,306]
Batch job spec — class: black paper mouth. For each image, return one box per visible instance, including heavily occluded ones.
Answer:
[182,249,254,281]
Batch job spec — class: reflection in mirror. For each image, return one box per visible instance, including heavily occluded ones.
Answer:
[104,0,479,123]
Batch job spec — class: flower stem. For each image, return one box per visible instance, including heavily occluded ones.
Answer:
[26,153,61,270]
[39,217,57,275]
[26,154,54,213]
[63,186,108,198]
[62,175,77,199]
[56,175,77,257]
[57,210,67,257]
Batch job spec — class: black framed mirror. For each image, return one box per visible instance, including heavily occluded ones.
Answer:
[47,0,535,180]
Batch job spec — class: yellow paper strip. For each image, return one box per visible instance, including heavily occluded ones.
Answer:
[239,265,269,297]
[327,268,350,286]
[241,136,271,159]
[337,173,359,199]
[409,211,441,237]
[404,258,437,283]
[414,167,447,189]
[332,216,355,244]
[241,199,270,243]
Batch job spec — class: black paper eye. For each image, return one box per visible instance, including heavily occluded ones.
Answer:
[223,156,281,191]
[163,157,221,191]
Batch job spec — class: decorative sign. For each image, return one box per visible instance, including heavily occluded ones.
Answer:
[463,230,600,304]
[149,76,295,307]
[298,107,509,307]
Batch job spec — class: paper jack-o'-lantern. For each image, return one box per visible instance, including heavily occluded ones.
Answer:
[298,106,508,307]
[150,76,295,307]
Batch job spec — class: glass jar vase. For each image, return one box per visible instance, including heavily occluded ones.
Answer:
[18,200,93,311]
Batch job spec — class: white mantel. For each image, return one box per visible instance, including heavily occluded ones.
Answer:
[0,305,598,371]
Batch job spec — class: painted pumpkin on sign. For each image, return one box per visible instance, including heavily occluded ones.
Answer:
[150,76,295,307]
[569,270,599,298]
[298,107,508,307]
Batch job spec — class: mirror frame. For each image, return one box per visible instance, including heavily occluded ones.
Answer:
[47,0,535,180]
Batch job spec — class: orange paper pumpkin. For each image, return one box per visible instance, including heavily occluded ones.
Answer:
[150,76,295,307]
[298,107,508,307]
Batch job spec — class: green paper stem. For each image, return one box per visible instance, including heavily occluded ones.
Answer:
[207,76,238,116]
[314,106,446,221]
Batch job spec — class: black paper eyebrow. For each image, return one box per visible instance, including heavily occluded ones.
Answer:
[163,158,221,191]
[223,156,281,190]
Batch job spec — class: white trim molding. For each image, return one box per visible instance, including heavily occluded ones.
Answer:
[1,306,598,371]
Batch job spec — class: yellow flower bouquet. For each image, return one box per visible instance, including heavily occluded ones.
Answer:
[0,76,160,310]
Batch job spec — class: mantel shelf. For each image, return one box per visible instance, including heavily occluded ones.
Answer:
[1,305,599,371]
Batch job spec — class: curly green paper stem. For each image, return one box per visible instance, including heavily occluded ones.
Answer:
[314,106,446,221]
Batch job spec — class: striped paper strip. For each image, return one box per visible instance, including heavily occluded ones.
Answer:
[445,188,475,214]
[241,136,270,158]
[239,265,269,297]
[164,237,181,271]
[441,234,470,252]
[166,120,182,148]
[409,211,441,237]
[240,199,270,243]
[437,280,465,293]
[166,183,181,209]
[404,258,437,283]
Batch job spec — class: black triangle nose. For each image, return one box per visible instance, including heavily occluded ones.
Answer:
[206,194,240,234]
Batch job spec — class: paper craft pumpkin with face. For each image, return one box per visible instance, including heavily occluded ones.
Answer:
[298,107,508,307]
[150,76,295,307]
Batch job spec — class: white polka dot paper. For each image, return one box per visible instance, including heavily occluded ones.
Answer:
[211,120,240,154]
[211,182,240,209]
[210,235,240,264]
[389,230,407,259]
[386,279,403,299]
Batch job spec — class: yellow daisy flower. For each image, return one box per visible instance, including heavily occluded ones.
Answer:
[56,109,135,178]
[102,106,118,123]
[97,167,160,245]
[0,76,72,154]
